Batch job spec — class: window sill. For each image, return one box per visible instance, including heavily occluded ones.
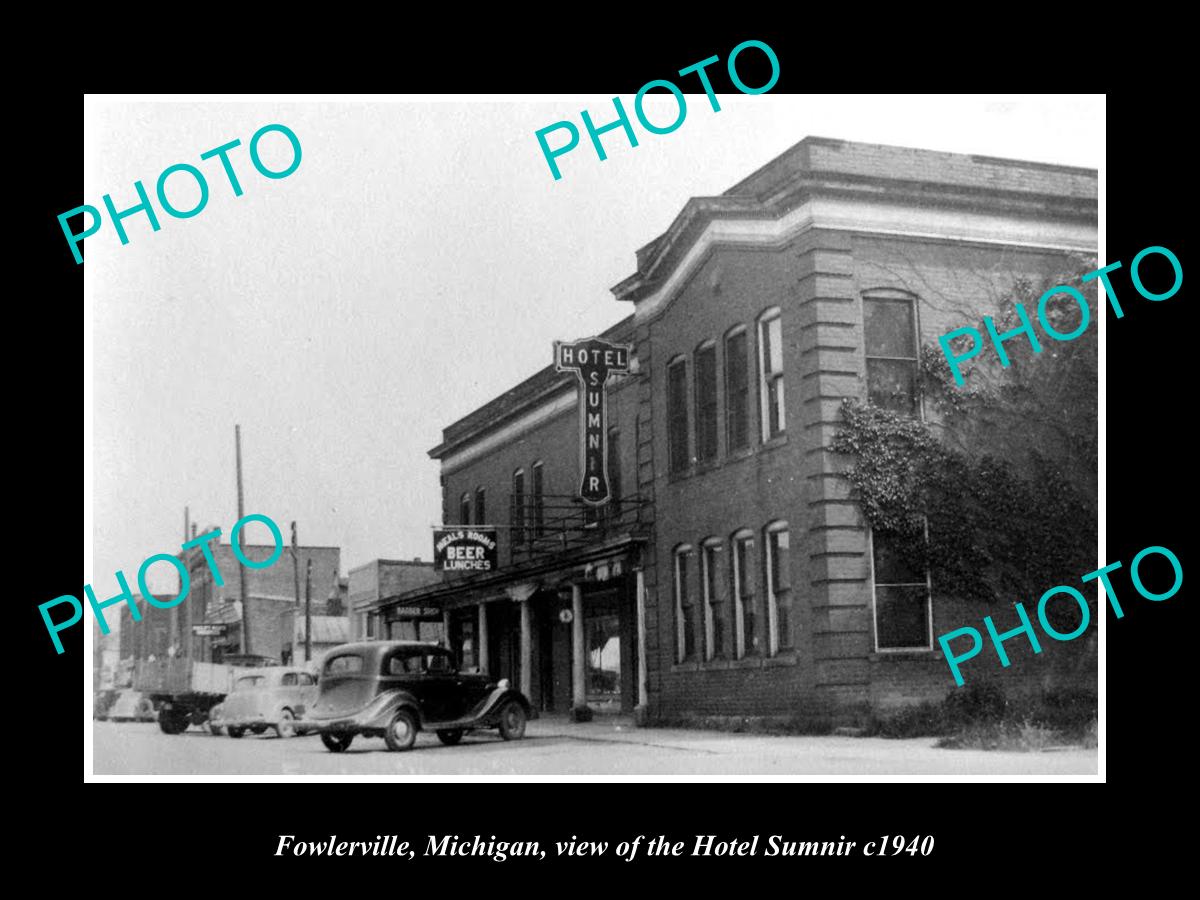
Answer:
[763,651,798,668]
[671,660,702,673]
[870,648,940,659]
[759,434,789,452]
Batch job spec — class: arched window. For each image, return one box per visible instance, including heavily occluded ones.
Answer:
[701,537,726,660]
[459,492,471,526]
[724,325,750,452]
[731,528,758,658]
[764,521,792,655]
[511,469,526,547]
[474,487,486,525]
[863,288,921,418]
[694,340,718,463]
[667,355,690,474]
[674,544,696,663]
[757,308,785,440]
[532,461,545,537]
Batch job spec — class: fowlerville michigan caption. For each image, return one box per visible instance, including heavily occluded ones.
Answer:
[275,834,935,860]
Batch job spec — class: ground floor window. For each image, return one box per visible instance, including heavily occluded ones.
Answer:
[870,527,933,650]
[765,522,792,654]
[702,539,726,660]
[732,530,759,657]
[674,545,696,662]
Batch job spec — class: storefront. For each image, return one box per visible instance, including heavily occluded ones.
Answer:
[392,534,646,719]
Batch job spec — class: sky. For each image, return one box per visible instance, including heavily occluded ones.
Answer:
[84,94,1104,594]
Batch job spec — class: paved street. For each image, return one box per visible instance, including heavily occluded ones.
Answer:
[93,718,1097,776]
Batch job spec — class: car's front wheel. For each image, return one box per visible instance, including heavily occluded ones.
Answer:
[498,701,527,741]
[321,732,353,753]
[227,727,246,739]
[275,709,296,739]
[437,729,464,746]
[384,710,418,752]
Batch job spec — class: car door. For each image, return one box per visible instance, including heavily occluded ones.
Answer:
[416,649,466,724]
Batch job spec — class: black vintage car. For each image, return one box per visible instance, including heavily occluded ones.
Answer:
[301,641,532,752]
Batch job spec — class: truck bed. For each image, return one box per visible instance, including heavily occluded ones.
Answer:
[133,659,234,696]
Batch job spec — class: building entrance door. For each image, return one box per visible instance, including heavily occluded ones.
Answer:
[585,611,621,713]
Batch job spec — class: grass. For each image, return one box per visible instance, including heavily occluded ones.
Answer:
[871,685,1098,752]
[645,686,1098,752]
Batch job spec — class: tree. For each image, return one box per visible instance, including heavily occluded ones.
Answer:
[832,263,1098,676]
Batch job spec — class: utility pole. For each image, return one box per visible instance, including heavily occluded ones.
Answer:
[290,522,301,663]
[235,425,252,655]
[304,558,313,663]
[174,506,188,659]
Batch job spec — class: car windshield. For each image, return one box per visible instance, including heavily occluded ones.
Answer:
[325,654,364,676]
[234,676,264,691]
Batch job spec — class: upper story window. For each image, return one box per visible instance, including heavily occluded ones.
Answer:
[511,468,526,546]
[694,341,718,463]
[765,522,792,655]
[474,487,486,525]
[607,428,622,517]
[674,544,696,663]
[732,529,759,658]
[724,326,750,453]
[758,309,785,440]
[532,461,545,537]
[701,538,726,661]
[667,356,690,474]
[459,492,471,526]
[864,291,920,417]
[870,527,933,651]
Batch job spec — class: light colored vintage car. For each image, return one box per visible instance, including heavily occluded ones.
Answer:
[107,690,157,722]
[209,667,318,738]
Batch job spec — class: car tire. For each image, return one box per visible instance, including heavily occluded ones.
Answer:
[384,710,418,752]
[321,733,353,753]
[437,729,465,746]
[159,711,189,735]
[275,709,296,739]
[227,726,246,739]
[498,701,527,741]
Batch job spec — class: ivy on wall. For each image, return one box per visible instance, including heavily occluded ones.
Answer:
[831,272,1098,630]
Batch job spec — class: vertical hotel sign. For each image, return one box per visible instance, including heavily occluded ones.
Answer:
[554,338,631,505]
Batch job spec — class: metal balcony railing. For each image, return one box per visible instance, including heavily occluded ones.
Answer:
[507,493,649,563]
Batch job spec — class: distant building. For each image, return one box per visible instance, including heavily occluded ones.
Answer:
[92,618,121,691]
[280,613,352,668]
[347,559,441,641]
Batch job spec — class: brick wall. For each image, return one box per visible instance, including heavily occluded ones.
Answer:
[641,228,1097,724]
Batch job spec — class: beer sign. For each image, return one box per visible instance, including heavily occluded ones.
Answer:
[554,337,632,505]
[434,528,499,573]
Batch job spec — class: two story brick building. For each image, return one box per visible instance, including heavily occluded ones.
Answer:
[393,137,1098,726]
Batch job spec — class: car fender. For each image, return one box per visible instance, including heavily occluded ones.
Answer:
[477,688,533,722]
[362,689,424,729]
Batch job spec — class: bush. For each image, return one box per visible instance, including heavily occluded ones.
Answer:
[943,681,1008,723]
[870,702,949,739]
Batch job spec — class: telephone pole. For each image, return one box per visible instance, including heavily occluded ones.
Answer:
[235,425,252,655]
[304,558,313,663]
[291,522,301,662]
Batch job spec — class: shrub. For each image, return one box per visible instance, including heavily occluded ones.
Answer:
[943,681,1008,723]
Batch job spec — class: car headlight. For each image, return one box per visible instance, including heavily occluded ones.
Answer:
[497,678,510,690]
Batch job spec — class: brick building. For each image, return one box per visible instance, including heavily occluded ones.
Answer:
[157,536,342,664]
[393,137,1098,726]
[347,558,442,641]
